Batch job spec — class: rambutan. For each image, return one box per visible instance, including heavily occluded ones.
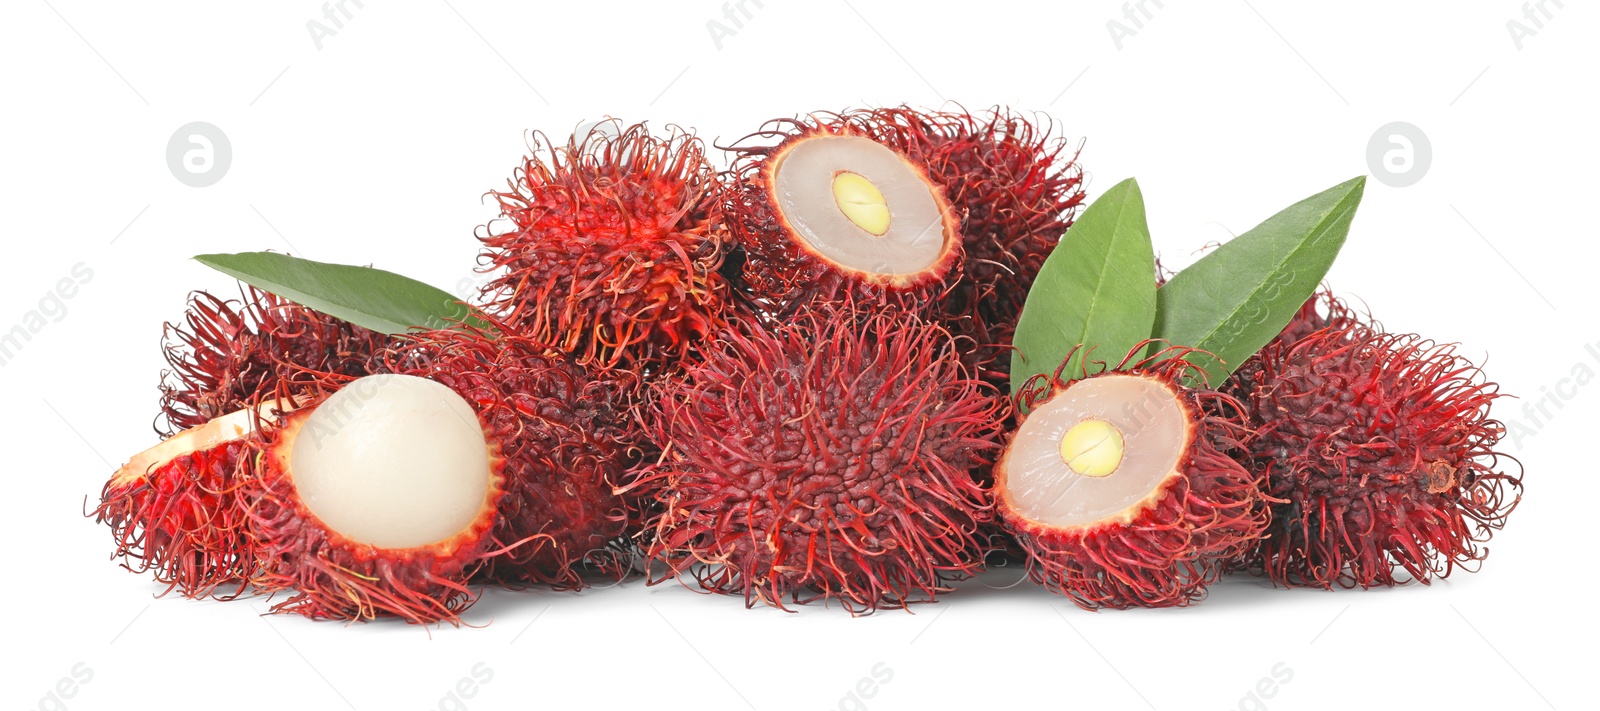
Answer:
[477,120,732,374]
[720,115,963,316]
[854,106,1086,383]
[630,305,1003,612]
[1229,321,1522,588]
[245,374,507,624]
[157,287,389,437]
[380,325,641,589]
[995,347,1268,609]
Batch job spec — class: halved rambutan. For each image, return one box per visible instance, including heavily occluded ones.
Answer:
[93,400,297,598]
[855,106,1086,384]
[245,374,506,624]
[380,325,641,589]
[157,286,389,437]
[720,116,963,315]
[996,347,1268,609]
[629,305,1002,612]
[477,121,731,374]
[1229,322,1523,588]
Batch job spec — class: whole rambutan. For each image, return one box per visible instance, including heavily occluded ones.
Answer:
[245,374,507,624]
[157,287,389,437]
[1230,322,1523,588]
[995,346,1268,609]
[720,115,963,316]
[629,305,1003,612]
[380,324,641,589]
[477,120,732,374]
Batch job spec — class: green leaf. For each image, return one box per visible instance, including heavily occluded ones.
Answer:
[1152,176,1366,385]
[194,252,488,335]
[1009,178,1158,399]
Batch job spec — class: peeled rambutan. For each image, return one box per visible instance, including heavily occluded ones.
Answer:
[157,287,389,437]
[995,347,1268,609]
[379,325,641,589]
[245,374,507,624]
[1229,321,1523,588]
[720,115,963,316]
[629,305,1003,612]
[477,120,732,374]
[92,400,295,598]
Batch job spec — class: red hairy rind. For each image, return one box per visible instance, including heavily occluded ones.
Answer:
[1225,290,1360,400]
[245,406,505,625]
[478,120,731,374]
[92,439,256,598]
[384,325,642,589]
[719,116,964,317]
[1272,290,1358,351]
[629,305,1004,613]
[1000,346,1269,609]
[157,286,389,437]
[1231,323,1522,589]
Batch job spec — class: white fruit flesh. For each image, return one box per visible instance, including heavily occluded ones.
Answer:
[289,374,491,549]
[1003,374,1188,528]
[771,135,948,277]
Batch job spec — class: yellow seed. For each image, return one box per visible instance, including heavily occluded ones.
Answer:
[1058,419,1125,478]
[831,171,891,236]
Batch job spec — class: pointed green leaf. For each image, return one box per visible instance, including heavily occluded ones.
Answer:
[1152,176,1366,385]
[194,252,488,335]
[1009,178,1158,399]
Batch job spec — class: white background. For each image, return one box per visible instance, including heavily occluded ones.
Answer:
[2,1,1593,709]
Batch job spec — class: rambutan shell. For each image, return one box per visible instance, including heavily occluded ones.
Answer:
[93,400,300,598]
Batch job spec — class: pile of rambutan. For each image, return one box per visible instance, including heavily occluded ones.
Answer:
[88,108,1524,625]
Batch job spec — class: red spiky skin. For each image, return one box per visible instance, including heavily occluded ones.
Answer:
[93,439,255,598]
[630,306,1003,612]
[1230,323,1523,588]
[384,326,641,589]
[478,121,732,375]
[998,350,1269,609]
[720,117,964,317]
[1225,291,1359,400]
[92,402,299,598]
[158,287,388,437]
[245,405,506,625]
[856,106,1086,385]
